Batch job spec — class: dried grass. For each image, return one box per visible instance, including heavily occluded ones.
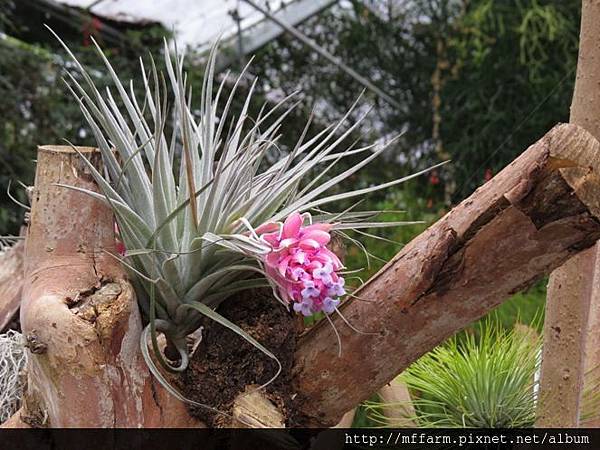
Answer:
[0,330,27,424]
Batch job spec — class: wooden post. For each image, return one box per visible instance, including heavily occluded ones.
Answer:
[378,379,416,427]
[537,0,600,427]
[293,124,600,426]
[3,145,201,428]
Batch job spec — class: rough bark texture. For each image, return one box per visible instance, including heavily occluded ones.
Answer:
[3,145,200,428]
[538,0,600,428]
[0,241,24,332]
[292,123,600,426]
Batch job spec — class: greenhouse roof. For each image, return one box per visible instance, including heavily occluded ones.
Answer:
[52,0,337,53]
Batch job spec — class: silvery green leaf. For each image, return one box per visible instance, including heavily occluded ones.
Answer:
[58,34,436,389]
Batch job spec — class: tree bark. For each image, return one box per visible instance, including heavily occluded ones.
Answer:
[3,145,201,428]
[0,240,24,332]
[293,123,600,426]
[538,0,600,428]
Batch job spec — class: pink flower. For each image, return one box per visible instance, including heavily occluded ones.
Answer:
[258,213,345,316]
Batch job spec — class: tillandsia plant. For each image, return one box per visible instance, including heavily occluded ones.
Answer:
[366,321,542,428]
[51,30,442,404]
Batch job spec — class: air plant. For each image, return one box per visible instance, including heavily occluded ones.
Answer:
[366,321,541,428]
[52,31,442,405]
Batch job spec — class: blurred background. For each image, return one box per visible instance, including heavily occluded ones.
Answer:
[0,0,583,425]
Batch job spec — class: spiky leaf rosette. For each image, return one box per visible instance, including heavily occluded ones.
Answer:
[366,321,541,428]
[53,33,442,398]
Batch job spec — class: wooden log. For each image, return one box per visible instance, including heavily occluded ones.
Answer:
[1,409,30,428]
[292,123,600,426]
[539,0,600,428]
[378,378,416,427]
[537,250,593,427]
[231,386,285,428]
[0,241,24,332]
[9,145,201,428]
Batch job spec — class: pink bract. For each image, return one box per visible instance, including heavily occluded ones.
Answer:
[258,212,345,316]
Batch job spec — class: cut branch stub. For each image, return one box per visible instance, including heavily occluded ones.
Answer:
[231,386,285,428]
[292,123,600,426]
[15,145,200,428]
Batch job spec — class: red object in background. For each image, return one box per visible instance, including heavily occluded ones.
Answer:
[114,223,126,256]
[426,198,433,209]
[82,17,103,47]
[116,239,126,256]
[484,168,493,182]
[429,170,440,185]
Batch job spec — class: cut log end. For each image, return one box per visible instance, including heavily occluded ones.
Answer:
[37,145,97,154]
[231,386,285,428]
[18,145,202,428]
[545,123,600,219]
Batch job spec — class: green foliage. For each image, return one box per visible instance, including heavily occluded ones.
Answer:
[0,36,67,233]
[352,397,379,428]
[443,0,580,200]
[2,0,581,234]
[489,280,546,333]
[0,3,168,236]
[367,320,541,428]
[250,0,580,204]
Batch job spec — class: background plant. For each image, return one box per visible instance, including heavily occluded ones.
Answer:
[0,1,168,236]
[365,321,541,428]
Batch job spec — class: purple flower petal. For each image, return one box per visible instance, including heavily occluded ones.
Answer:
[323,297,340,314]
[293,297,314,316]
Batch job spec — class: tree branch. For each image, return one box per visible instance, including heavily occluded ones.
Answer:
[293,123,600,426]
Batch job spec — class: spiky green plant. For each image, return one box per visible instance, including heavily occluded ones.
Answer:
[367,322,541,428]
[51,31,443,406]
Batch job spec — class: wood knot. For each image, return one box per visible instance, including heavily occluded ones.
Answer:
[25,331,47,354]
